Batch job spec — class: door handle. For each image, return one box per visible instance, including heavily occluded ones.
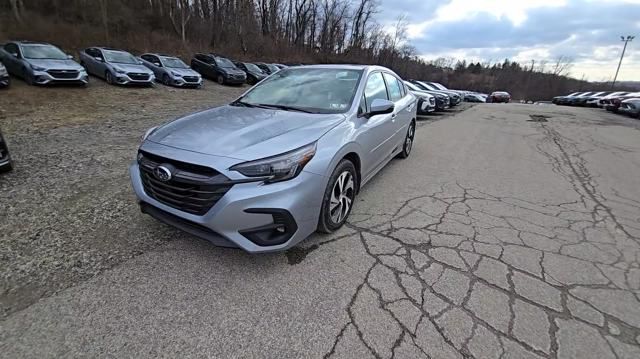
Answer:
[391,113,397,121]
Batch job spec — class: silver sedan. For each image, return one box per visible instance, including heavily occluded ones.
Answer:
[140,53,202,88]
[130,65,417,252]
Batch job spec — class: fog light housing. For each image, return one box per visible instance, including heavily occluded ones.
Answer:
[239,208,298,246]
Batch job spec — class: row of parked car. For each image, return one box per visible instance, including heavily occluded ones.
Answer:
[0,40,288,88]
[552,91,640,118]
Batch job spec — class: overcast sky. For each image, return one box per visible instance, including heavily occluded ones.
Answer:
[379,0,640,81]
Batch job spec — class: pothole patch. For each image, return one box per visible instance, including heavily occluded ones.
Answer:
[528,114,550,122]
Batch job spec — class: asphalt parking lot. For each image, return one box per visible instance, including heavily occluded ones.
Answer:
[1,81,640,358]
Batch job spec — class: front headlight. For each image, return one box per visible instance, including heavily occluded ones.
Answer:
[31,65,46,71]
[171,71,182,77]
[230,142,317,183]
[141,126,158,141]
[0,67,6,76]
[115,68,126,74]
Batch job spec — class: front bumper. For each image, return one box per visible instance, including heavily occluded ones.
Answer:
[113,73,155,85]
[418,99,435,114]
[170,76,203,87]
[31,70,89,85]
[224,76,246,84]
[129,152,327,253]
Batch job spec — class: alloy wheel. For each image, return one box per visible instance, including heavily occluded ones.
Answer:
[329,171,355,224]
[405,122,415,155]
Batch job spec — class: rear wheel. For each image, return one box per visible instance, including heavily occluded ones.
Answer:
[397,121,415,159]
[317,160,357,233]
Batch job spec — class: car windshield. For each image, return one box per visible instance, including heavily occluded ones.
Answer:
[267,64,280,72]
[431,83,447,90]
[161,57,189,69]
[405,82,421,91]
[419,82,437,90]
[245,63,264,73]
[104,50,138,64]
[215,57,236,68]
[21,44,68,60]
[237,68,363,114]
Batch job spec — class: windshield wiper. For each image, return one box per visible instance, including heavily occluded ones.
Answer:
[230,100,260,108]
[254,103,314,113]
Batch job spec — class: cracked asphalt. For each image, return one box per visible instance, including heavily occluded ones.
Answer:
[2,99,640,358]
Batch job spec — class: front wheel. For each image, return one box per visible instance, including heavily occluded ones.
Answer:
[397,121,415,159]
[22,68,34,85]
[106,71,114,85]
[317,160,357,233]
[217,74,225,85]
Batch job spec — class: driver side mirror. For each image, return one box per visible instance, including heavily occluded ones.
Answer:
[94,56,104,62]
[10,52,19,58]
[67,54,73,60]
[366,99,395,118]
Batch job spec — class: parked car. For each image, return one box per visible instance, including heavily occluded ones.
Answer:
[131,65,417,253]
[0,41,88,86]
[598,92,629,108]
[489,91,511,103]
[405,81,450,111]
[402,81,436,113]
[552,92,582,105]
[411,80,462,106]
[0,129,13,172]
[233,62,268,85]
[605,92,640,112]
[80,47,154,86]
[584,92,611,107]
[191,54,246,85]
[255,62,280,75]
[618,98,640,118]
[465,93,486,103]
[565,91,596,106]
[140,53,202,88]
[0,62,9,88]
[426,82,468,99]
[274,64,288,70]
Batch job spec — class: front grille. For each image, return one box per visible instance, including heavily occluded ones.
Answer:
[128,73,150,81]
[183,76,199,83]
[138,151,233,215]
[47,70,79,79]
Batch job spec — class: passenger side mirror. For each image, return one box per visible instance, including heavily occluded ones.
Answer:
[367,99,395,118]
[94,56,104,62]
[67,54,73,60]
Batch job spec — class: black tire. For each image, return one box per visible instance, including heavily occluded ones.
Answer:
[397,121,415,159]
[217,74,225,85]
[317,159,357,234]
[22,68,33,85]
[247,76,256,85]
[106,71,114,85]
[163,74,171,86]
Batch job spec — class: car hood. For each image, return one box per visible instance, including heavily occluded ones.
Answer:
[111,63,153,74]
[167,68,200,77]
[26,59,83,71]
[248,71,267,78]
[147,105,346,160]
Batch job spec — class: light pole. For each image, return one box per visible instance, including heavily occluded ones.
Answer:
[612,35,634,88]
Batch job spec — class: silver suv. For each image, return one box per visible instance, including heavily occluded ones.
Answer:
[130,65,417,253]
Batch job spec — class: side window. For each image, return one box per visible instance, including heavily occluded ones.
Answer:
[383,73,403,102]
[364,72,388,112]
[141,55,152,62]
[5,43,19,56]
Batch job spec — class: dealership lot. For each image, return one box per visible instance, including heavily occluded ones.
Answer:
[2,82,640,358]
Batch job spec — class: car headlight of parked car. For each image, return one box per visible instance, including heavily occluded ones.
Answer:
[230,142,317,183]
[114,68,127,74]
[0,67,7,76]
[31,65,46,71]
[171,71,182,77]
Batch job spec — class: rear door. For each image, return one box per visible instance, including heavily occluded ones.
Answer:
[383,73,414,148]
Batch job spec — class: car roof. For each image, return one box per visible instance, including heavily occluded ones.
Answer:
[95,47,128,52]
[13,41,54,46]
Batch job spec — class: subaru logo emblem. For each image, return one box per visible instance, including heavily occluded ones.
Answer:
[153,165,172,182]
